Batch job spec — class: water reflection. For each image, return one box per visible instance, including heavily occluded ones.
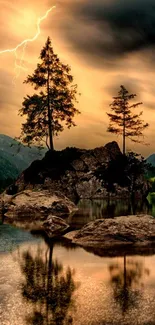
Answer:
[1,234,155,325]
[70,199,152,228]
[19,243,77,325]
[109,256,150,314]
[2,224,155,325]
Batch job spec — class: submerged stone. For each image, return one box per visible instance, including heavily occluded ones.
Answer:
[43,215,70,238]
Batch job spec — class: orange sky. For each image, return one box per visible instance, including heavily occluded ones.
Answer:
[0,0,155,156]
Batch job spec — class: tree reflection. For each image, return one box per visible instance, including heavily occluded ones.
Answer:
[109,256,150,314]
[19,244,77,325]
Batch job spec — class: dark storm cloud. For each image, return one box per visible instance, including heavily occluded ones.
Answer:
[103,75,145,97]
[58,0,155,63]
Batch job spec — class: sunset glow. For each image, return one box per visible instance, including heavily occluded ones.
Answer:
[0,0,155,156]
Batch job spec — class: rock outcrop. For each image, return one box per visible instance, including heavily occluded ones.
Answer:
[69,215,155,249]
[6,141,150,200]
[1,189,77,231]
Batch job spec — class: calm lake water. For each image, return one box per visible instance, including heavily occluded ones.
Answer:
[1,199,155,325]
[70,196,155,229]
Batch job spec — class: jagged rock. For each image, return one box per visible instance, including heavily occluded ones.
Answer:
[43,215,70,238]
[13,142,122,200]
[71,159,87,172]
[76,177,102,199]
[80,153,98,171]
[71,215,155,248]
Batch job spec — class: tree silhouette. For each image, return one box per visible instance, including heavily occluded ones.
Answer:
[19,244,77,325]
[109,256,150,314]
[95,151,151,199]
[125,152,151,198]
[19,37,80,150]
[107,85,149,154]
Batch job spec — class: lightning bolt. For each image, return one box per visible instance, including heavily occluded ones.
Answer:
[0,6,56,83]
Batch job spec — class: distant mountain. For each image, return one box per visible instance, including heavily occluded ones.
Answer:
[146,154,155,167]
[0,134,47,182]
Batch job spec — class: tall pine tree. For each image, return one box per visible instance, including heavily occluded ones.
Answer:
[107,85,149,154]
[19,37,80,150]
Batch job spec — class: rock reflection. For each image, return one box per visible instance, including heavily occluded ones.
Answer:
[19,244,77,325]
[71,199,151,228]
[109,256,150,314]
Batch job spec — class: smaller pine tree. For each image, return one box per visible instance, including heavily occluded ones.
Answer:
[107,85,149,154]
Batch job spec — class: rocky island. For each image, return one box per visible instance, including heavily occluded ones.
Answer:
[7,141,150,201]
[0,141,153,253]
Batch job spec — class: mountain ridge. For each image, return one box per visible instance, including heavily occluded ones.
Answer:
[0,134,47,187]
[146,153,155,167]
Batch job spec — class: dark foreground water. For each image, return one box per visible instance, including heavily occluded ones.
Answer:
[1,199,155,325]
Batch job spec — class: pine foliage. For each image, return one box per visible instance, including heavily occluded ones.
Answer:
[19,37,80,149]
[107,85,149,154]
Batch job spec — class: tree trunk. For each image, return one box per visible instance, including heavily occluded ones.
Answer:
[123,98,126,155]
[123,127,125,155]
[123,111,125,155]
[47,50,54,151]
